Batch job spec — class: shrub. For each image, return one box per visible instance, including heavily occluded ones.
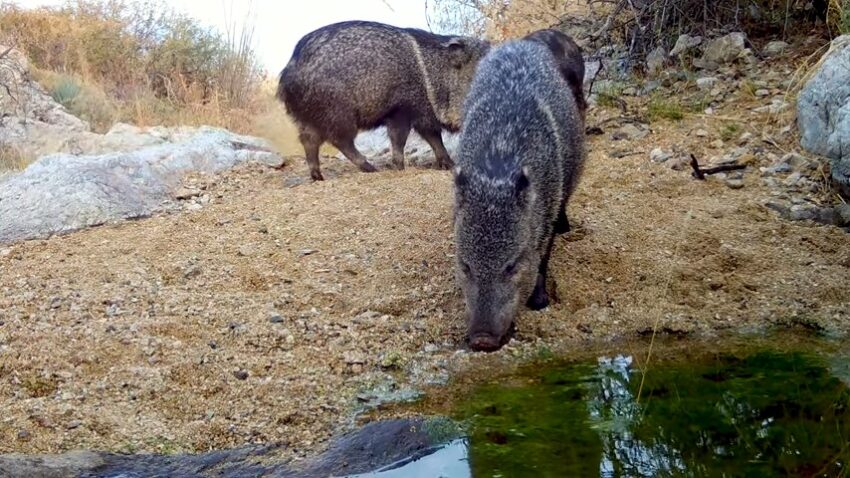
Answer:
[0,0,264,133]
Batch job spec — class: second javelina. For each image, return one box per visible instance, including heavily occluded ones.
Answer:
[453,37,586,352]
[278,21,490,181]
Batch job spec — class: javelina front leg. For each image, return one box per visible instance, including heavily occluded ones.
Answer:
[333,138,378,173]
[527,232,556,310]
[298,126,324,181]
[554,197,571,234]
[416,128,454,170]
[386,117,412,170]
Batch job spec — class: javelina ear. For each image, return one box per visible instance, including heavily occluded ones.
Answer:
[443,38,467,68]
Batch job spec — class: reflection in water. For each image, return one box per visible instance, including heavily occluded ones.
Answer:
[588,355,686,478]
[454,348,850,477]
[341,439,471,478]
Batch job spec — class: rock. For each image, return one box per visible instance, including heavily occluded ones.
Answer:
[695,32,748,70]
[0,46,90,161]
[0,127,282,245]
[298,249,318,257]
[710,139,725,149]
[754,99,789,114]
[650,148,672,163]
[696,77,719,90]
[283,176,305,188]
[343,351,366,365]
[762,40,789,57]
[755,89,770,97]
[173,187,202,200]
[837,204,850,226]
[693,129,710,137]
[738,132,754,145]
[798,35,850,197]
[269,313,284,324]
[780,152,816,171]
[612,123,649,141]
[65,420,82,430]
[725,179,745,189]
[17,430,31,441]
[233,370,249,381]
[646,46,667,76]
[670,34,703,58]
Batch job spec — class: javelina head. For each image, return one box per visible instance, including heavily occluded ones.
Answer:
[453,166,539,352]
[435,37,490,131]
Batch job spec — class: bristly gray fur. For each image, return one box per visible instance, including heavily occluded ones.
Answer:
[453,37,586,351]
[277,21,490,180]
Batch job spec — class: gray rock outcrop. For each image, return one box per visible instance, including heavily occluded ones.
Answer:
[797,35,850,197]
[0,126,282,244]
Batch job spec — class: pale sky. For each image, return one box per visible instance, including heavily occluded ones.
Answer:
[17,0,432,75]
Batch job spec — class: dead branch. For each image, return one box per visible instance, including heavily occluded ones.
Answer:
[690,154,746,180]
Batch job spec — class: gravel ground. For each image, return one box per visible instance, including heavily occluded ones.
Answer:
[1,64,849,461]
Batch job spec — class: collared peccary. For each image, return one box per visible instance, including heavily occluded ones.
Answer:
[453,33,586,352]
[522,29,587,118]
[277,21,490,181]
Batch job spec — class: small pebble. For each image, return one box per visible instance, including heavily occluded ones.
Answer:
[17,430,31,441]
[726,179,745,189]
[66,420,82,430]
[270,314,284,324]
[233,370,249,381]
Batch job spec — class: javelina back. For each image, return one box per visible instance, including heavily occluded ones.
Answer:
[453,35,586,352]
[523,29,586,117]
[278,21,489,181]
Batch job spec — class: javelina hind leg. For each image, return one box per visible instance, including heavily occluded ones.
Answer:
[527,232,556,310]
[386,116,412,170]
[298,126,324,181]
[416,127,454,170]
[554,197,571,234]
[333,137,378,173]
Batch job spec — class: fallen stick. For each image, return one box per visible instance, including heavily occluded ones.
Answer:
[690,154,746,180]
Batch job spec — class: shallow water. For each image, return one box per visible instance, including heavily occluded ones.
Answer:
[367,341,850,478]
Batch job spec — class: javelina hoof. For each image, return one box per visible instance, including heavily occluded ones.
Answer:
[436,159,455,170]
[527,279,550,310]
[469,334,502,352]
[359,162,378,173]
[310,171,325,181]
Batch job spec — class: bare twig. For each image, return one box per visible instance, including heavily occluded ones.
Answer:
[690,154,746,180]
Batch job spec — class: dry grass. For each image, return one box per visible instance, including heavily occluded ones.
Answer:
[0,144,29,172]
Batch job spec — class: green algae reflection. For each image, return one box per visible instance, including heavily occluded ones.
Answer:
[454,350,850,477]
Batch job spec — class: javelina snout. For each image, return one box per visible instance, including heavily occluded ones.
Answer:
[453,31,586,353]
[277,21,489,181]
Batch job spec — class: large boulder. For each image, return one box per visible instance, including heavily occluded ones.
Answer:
[0,126,282,244]
[798,35,850,197]
[0,45,91,161]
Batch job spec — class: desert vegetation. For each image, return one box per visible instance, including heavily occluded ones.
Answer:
[0,0,303,161]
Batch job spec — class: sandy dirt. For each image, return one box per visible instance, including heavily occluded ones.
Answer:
[1,56,849,461]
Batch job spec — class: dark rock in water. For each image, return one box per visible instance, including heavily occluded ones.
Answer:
[0,418,462,478]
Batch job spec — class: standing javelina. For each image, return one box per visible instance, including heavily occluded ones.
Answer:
[277,21,490,181]
[453,34,586,352]
[523,29,586,118]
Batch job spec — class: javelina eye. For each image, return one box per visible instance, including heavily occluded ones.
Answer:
[503,259,519,278]
[459,260,472,276]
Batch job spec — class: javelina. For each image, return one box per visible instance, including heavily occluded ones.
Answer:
[453,34,586,352]
[277,21,489,181]
[523,29,586,117]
